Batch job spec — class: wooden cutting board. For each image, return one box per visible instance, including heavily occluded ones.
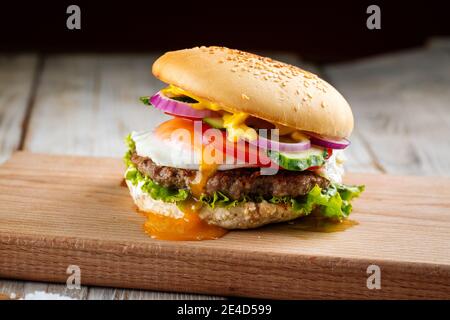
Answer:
[0,152,449,299]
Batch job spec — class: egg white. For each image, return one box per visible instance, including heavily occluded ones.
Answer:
[131,130,254,170]
[320,149,346,183]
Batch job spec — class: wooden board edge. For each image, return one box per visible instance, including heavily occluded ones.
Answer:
[1,233,449,299]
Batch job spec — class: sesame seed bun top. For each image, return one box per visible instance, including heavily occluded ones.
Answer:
[152,46,354,138]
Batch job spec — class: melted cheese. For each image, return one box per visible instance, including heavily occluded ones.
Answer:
[161,85,258,142]
[222,112,257,142]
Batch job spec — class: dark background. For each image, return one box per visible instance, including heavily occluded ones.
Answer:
[0,0,448,62]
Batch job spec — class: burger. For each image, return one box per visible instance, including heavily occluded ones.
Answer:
[124,46,364,240]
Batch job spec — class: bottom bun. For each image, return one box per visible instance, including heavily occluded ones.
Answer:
[126,180,305,229]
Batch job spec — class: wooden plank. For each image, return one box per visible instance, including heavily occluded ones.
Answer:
[46,283,89,300]
[0,279,24,299]
[24,54,170,157]
[0,280,88,299]
[0,152,448,299]
[324,48,450,176]
[0,54,38,164]
[426,37,450,51]
[87,286,223,300]
[0,279,90,300]
[86,287,118,300]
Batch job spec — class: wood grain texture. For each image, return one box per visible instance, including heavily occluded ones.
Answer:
[24,54,170,157]
[324,48,450,176]
[0,280,24,299]
[0,54,38,164]
[76,285,221,300]
[0,152,448,299]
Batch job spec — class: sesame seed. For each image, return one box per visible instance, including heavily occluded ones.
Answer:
[241,94,250,100]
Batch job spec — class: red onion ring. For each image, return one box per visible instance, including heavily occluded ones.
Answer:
[247,133,311,152]
[306,132,350,149]
[149,91,219,119]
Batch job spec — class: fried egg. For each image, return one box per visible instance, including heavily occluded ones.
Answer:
[131,130,253,170]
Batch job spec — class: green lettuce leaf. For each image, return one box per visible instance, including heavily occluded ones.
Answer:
[139,96,151,105]
[199,183,364,220]
[125,166,189,203]
[291,183,365,220]
[199,192,249,209]
[124,133,136,168]
[124,134,188,203]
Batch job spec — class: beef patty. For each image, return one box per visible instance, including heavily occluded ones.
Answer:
[131,152,330,200]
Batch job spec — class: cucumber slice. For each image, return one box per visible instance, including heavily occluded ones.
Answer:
[268,147,328,171]
[203,117,224,129]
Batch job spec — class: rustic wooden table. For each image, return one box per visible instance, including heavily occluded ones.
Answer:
[0,39,449,299]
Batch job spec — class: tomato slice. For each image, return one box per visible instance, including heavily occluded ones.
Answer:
[206,129,273,167]
[325,148,333,160]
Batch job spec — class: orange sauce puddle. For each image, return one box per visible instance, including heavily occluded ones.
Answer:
[140,200,228,241]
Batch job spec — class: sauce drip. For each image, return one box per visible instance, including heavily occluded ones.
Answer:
[190,161,218,199]
[190,138,220,198]
[141,200,227,241]
[286,216,358,233]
